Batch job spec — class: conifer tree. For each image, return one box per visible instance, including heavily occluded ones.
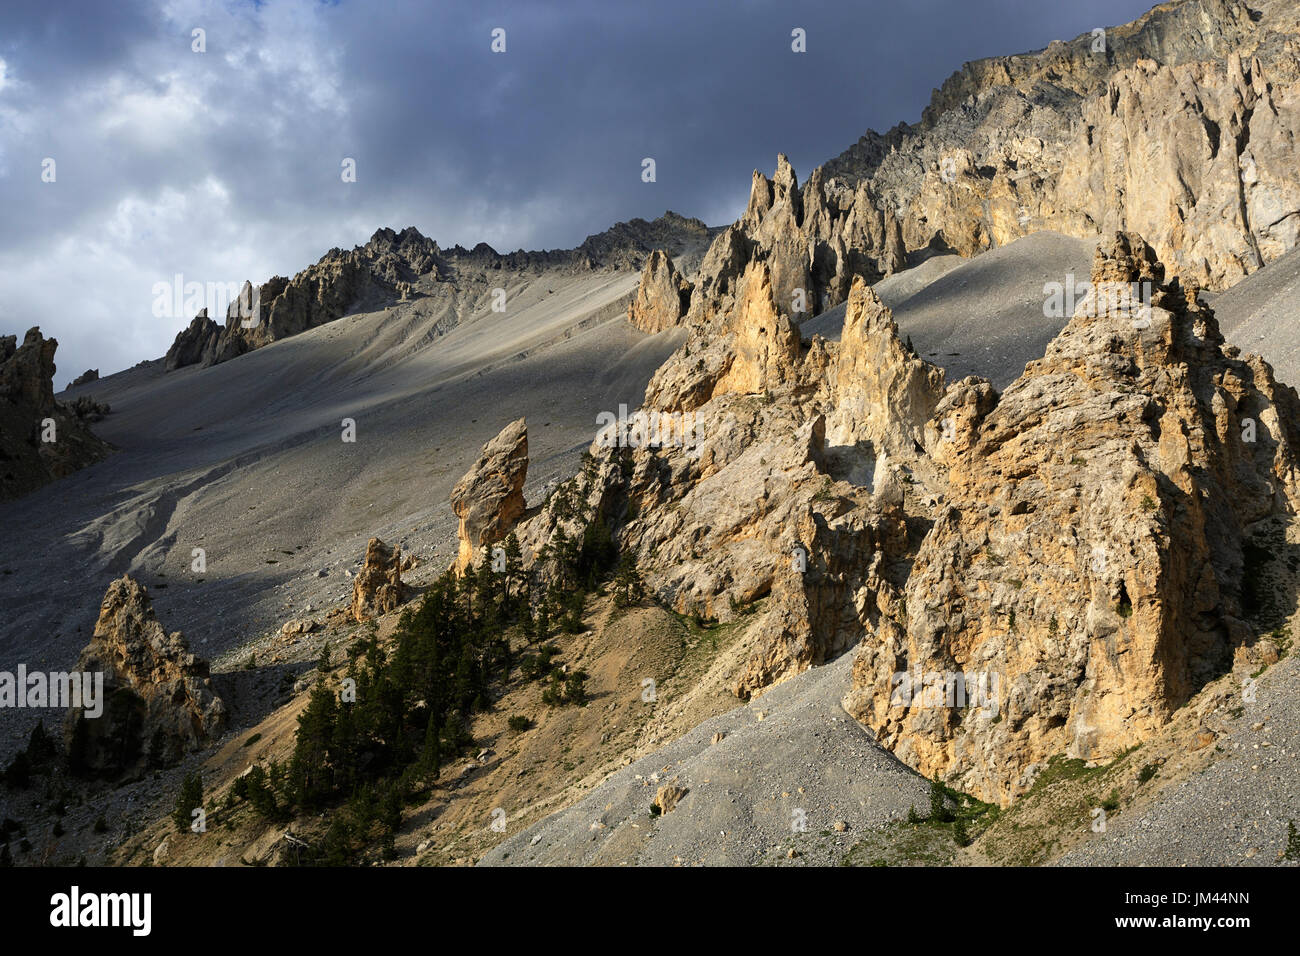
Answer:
[171,771,203,833]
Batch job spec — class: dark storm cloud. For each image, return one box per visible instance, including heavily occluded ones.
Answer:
[0,0,1156,385]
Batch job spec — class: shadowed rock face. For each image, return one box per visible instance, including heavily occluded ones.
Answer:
[351,537,409,622]
[0,327,112,500]
[64,576,226,778]
[451,418,528,573]
[845,232,1300,805]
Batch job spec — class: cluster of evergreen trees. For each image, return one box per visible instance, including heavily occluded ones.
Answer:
[1,722,57,789]
[229,495,628,865]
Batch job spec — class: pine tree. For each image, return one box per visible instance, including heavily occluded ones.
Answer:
[928,779,952,823]
[418,713,441,782]
[289,682,338,809]
[380,785,403,860]
[613,552,644,607]
[503,533,523,615]
[171,771,203,833]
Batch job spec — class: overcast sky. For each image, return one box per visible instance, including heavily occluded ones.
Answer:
[0,0,1156,387]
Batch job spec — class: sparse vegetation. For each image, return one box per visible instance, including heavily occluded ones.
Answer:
[845,778,995,865]
[246,506,623,864]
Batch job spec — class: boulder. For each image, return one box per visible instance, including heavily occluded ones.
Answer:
[351,538,408,622]
[280,618,317,637]
[653,785,687,815]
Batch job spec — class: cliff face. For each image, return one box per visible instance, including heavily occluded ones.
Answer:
[819,0,1300,291]
[623,2,1298,357]
[0,327,112,500]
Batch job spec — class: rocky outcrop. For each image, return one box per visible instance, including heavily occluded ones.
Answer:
[845,233,1300,805]
[64,576,227,777]
[643,260,803,414]
[351,537,409,622]
[69,369,98,387]
[653,785,687,815]
[627,250,692,333]
[0,327,112,500]
[451,418,529,573]
[163,310,221,371]
[821,0,1300,290]
[66,395,110,423]
[680,156,905,336]
[825,277,946,484]
[515,251,943,699]
[515,224,1300,806]
[711,262,802,400]
[163,228,445,372]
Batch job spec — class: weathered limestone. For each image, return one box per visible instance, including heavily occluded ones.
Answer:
[450,418,529,573]
[64,576,227,777]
